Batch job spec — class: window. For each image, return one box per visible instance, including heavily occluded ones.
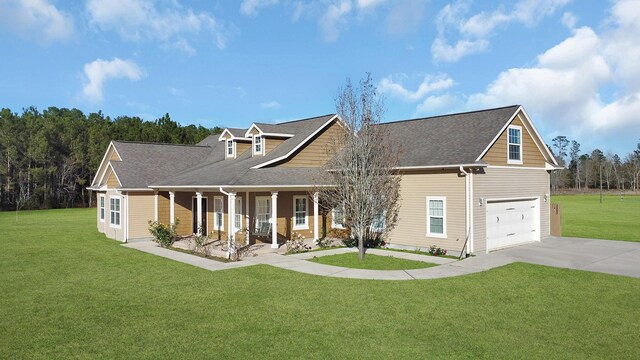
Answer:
[293,196,308,229]
[109,196,121,228]
[256,197,271,230]
[427,197,446,238]
[226,139,234,157]
[235,197,242,232]
[507,125,522,164]
[371,212,385,232]
[99,195,105,222]
[213,196,223,230]
[331,205,345,229]
[253,135,263,155]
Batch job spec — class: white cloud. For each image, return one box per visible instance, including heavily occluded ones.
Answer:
[561,12,577,29]
[433,0,570,62]
[261,101,281,109]
[320,0,352,42]
[357,0,386,9]
[86,0,227,54]
[416,94,459,115]
[240,0,279,16]
[0,0,73,42]
[378,74,455,102]
[82,58,145,102]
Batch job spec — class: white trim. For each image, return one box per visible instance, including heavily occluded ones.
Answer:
[292,195,309,230]
[271,191,278,249]
[517,108,559,166]
[252,135,264,156]
[252,115,338,169]
[109,195,122,229]
[91,142,122,187]
[213,195,224,231]
[154,190,158,222]
[255,196,271,231]
[192,194,209,235]
[226,139,236,159]
[485,196,538,203]
[99,194,106,222]
[313,192,319,241]
[475,108,520,162]
[426,196,447,238]
[245,191,250,245]
[394,163,487,170]
[97,162,123,189]
[148,184,334,189]
[261,132,294,138]
[506,124,523,165]
[124,193,129,242]
[235,196,243,232]
[488,165,548,170]
[331,205,346,229]
[245,124,263,138]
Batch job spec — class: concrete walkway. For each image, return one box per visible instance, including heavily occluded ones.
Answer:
[122,237,640,280]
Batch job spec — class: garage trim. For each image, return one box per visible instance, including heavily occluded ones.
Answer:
[485,196,541,253]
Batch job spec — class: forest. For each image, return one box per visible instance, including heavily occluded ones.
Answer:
[0,106,639,211]
[0,107,220,211]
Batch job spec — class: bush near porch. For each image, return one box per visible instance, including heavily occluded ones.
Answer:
[1,208,639,359]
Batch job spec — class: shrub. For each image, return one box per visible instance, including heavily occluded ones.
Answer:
[285,232,311,254]
[342,234,386,248]
[148,220,179,248]
[315,237,333,248]
[428,245,447,256]
[193,227,210,257]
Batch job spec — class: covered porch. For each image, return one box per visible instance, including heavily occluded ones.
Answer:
[152,187,336,249]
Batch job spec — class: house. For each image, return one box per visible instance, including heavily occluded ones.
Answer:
[88,105,559,256]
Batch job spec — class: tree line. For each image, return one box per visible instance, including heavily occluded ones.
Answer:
[549,136,640,193]
[0,107,220,211]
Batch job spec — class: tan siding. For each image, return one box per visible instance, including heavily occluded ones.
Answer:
[387,170,467,253]
[109,150,121,161]
[236,141,251,156]
[103,190,125,241]
[265,138,285,154]
[106,170,121,188]
[128,192,155,239]
[158,192,170,224]
[473,167,551,253]
[482,112,546,167]
[278,120,343,167]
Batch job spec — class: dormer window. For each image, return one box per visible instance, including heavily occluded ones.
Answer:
[226,139,234,158]
[507,125,523,164]
[253,135,263,156]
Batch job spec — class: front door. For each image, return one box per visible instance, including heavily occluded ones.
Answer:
[192,197,208,234]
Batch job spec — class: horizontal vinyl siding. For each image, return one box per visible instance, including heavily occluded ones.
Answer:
[388,171,467,253]
[97,192,106,234]
[265,138,285,154]
[128,192,155,239]
[279,120,342,167]
[473,167,550,253]
[103,189,125,241]
[481,113,546,167]
[236,142,251,156]
[106,170,121,188]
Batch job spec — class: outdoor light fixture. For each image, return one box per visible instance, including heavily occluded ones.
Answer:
[544,194,549,202]
[479,198,485,207]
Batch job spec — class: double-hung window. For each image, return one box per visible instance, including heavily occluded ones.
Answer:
[293,196,308,229]
[99,195,105,222]
[253,136,263,155]
[226,139,234,157]
[507,125,523,164]
[255,197,271,230]
[426,197,446,238]
[109,196,121,228]
[213,196,224,230]
[235,197,242,232]
[371,212,385,232]
[331,205,345,229]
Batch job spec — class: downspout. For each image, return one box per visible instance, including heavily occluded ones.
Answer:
[459,167,471,257]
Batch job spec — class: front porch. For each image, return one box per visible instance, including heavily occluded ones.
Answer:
[153,188,339,250]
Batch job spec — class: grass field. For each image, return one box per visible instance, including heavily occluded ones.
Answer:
[308,252,437,270]
[552,194,640,242]
[1,209,639,359]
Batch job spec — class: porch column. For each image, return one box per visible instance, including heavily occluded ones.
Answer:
[313,192,319,243]
[227,192,236,257]
[271,191,278,248]
[154,190,158,222]
[169,191,175,225]
[196,191,203,235]
[245,191,250,245]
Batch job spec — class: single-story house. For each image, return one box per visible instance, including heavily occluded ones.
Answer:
[88,105,560,256]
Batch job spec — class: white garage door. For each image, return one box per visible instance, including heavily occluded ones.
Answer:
[486,199,539,251]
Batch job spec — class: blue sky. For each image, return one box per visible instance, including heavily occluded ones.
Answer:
[1,0,639,156]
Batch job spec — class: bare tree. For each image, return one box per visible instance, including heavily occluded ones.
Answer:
[315,74,401,261]
[15,171,32,221]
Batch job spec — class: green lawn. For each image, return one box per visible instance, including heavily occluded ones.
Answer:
[308,252,437,270]
[552,194,640,242]
[1,209,639,359]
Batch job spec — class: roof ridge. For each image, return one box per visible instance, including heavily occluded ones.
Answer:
[112,140,211,148]
[271,113,336,125]
[378,105,520,126]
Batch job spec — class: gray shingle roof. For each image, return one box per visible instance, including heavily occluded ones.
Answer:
[108,106,525,188]
[378,105,519,167]
[110,141,213,188]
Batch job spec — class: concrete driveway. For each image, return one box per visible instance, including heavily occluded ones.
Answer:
[495,236,640,278]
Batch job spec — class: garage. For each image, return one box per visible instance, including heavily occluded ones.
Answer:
[486,198,540,251]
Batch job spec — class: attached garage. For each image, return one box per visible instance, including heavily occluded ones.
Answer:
[485,198,540,251]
